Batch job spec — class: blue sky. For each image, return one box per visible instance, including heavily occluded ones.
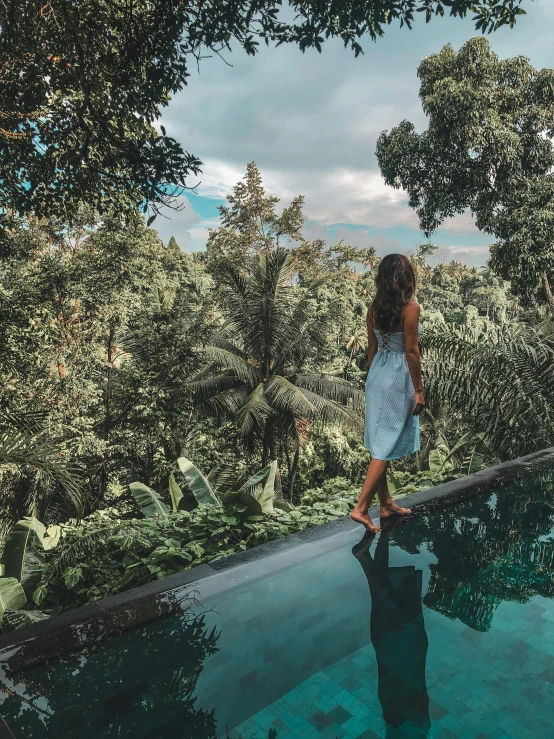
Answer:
[154,0,554,267]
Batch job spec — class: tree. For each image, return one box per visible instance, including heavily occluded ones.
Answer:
[376,37,554,311]
[189,247,365,500]
[1,1,528,224]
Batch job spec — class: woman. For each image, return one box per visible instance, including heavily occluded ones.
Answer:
[351,254,425,534]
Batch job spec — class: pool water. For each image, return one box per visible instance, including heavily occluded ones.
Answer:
[2,470,554,738]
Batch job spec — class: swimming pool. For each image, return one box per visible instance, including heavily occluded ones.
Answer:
[1,467,554,738]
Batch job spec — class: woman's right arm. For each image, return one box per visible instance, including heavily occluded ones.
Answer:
[366,304,378,369]
[404,301,425,416]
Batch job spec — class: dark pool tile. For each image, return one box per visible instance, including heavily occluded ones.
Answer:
[322,724,347,739]
[460,627,482,644]
[435,729,461,739]
[354,730,381,739]
[298,611,325,633]
[340,676,361,693]
[308,709,334,730]
[326,705,352,725]
[429,699,449,721]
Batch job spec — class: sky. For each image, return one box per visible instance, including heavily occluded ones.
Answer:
[154,0,554,267]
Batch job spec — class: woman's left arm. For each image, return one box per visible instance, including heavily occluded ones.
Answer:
[404,302,425,416]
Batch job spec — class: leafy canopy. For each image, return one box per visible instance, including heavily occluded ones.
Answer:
[376,36,554,307]
[1,1,528,223]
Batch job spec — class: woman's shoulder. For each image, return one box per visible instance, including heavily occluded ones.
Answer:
[403,300,421,317]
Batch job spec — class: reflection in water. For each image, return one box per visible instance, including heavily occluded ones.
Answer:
[0,610,221,738]
[390,472,554,632]
[353,528,431,739]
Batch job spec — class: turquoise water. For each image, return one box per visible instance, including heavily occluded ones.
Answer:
[1,470,554,738]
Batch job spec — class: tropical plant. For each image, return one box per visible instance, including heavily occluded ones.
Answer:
[0,517,60,629]
[421,320,554,459]
[129,457,284,519]
[190,246,365,499]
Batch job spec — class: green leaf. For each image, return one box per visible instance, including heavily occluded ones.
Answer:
[176,457,219,506]
[237,463,272,493]
[129,482,170,518]
[465,450,485,474]
[32,583,48,606]
[428,449,446,474]
[0,578,27,615]
[258,460,277,514]
[1,517,47,597]
[222,491,263,518]
[2,610,50,630]
[168,473,184,513]
[43,525,62,551]
[387,468,402,493]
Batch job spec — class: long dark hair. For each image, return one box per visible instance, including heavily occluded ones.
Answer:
[372,254,416,333]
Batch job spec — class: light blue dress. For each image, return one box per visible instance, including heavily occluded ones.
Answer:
[364,323,421,461]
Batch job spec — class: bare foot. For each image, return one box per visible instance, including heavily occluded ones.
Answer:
[350,510,381,534]
[380,501,412,519]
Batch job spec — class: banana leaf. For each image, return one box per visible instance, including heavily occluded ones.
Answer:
[237,463,272,494]
[428,449,448,474]
[222,490,263,518]
[177,458,219,506]
[0,578,27,616]
[168,473,184,513]
[129,482,170,517]
[257,460,278,514]
[1,517,46,597]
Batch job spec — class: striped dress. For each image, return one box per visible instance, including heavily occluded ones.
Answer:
[364,323,421,461]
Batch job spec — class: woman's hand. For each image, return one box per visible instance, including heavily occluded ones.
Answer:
[413,391,426,416]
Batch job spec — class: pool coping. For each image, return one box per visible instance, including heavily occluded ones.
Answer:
[1,446,553,675]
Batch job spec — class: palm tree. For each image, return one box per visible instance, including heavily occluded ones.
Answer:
[188,248,365,500]
[0,326,82,536]
[421,319,554,460]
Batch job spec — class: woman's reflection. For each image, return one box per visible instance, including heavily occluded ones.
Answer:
[352,525,431,738]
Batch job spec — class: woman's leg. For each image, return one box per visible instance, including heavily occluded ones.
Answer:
[351,458,389,534]
[375,474,412,519]
[351,459,412,532]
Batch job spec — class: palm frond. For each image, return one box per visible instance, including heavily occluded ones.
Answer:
[0,430,83,517]
[298,387,363,433]
[235,383,275,437]
[422,322,554,458]
[199,346,262,386]
[263,375,316,418]
[294,373,366,414]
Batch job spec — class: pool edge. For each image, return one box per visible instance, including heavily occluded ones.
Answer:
[1,446,553,674]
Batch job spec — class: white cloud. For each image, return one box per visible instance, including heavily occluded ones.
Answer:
[151,195,202,249]
[156,0,554,265]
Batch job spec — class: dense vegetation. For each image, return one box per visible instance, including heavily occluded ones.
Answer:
[1,160,553,630]
[1,2,553,637]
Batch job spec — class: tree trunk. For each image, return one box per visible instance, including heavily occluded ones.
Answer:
[104,326,115,438]
[544,272,554,314]
[288,440,300,503]
[262,420,274,466]
[100,326,116,499]
[274,464,284,501]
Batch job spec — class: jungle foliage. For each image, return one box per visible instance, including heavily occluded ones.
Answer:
[1,161,553,630]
